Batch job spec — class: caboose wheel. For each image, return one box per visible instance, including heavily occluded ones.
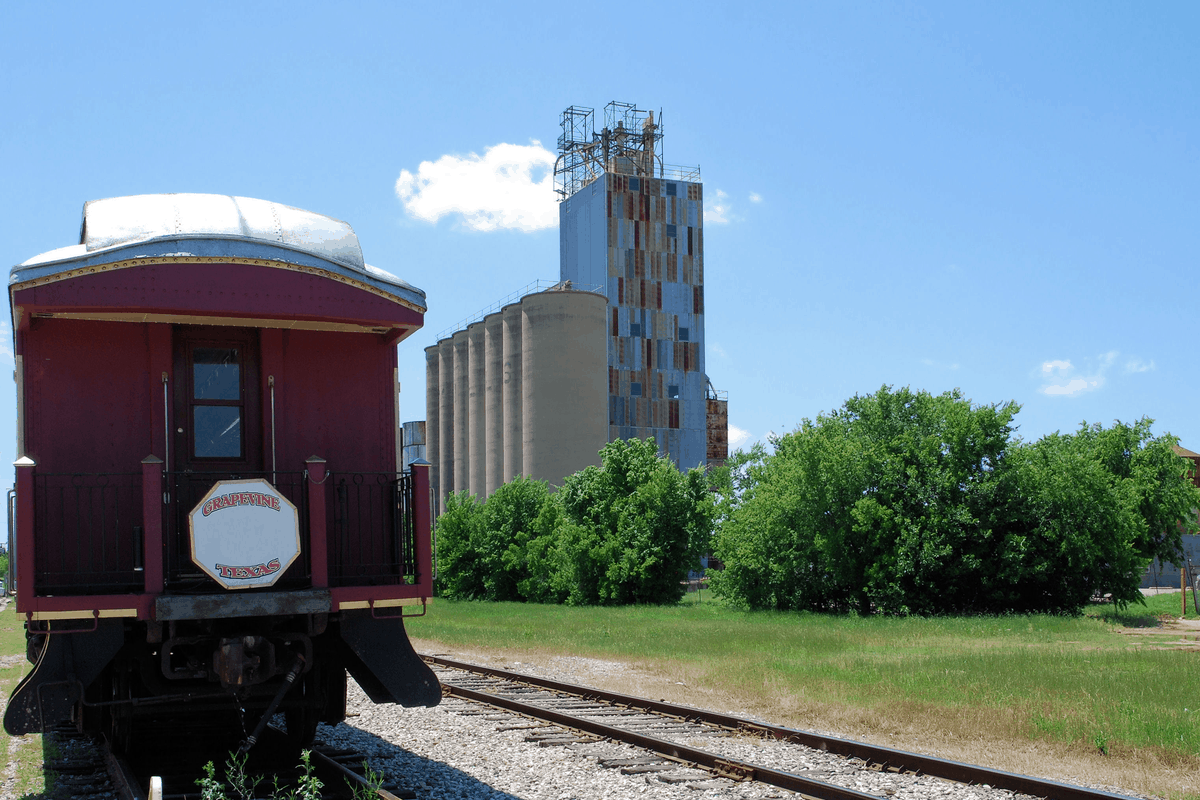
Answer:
[106,668,134,755]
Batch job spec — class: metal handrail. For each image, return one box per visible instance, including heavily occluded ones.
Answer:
[31,471,144,595]
[328,471,416,587]
[435,279,604,341]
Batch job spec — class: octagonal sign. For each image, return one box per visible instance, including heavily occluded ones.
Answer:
[189,479,301,590]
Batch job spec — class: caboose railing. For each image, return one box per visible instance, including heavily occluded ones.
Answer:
[30,472,144,595]
[327,472,417,587]
[13,456,432,608]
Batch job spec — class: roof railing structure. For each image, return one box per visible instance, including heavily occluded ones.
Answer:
[555,102,699,199]
[435,279,603,341]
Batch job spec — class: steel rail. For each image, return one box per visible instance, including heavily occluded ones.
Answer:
[440,679,882,800]
[309,749,404,800]
[103,749,146,800]
[425,654,1137,800]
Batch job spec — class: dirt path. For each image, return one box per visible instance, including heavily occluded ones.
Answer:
[1109,615,1200,650]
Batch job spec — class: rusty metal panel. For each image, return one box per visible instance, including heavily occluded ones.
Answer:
[707,397,729,467]
[156,588,332,621]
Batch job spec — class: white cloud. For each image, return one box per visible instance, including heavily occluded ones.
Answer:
[1039,350,1124,397]
[1125,358,1155,373]
[1044,378,1091,396]
[1042,359,1072,375]
[748,192,762,203]
[710,343,727,358]
[707,189,731,224]
[394,141,557,232]
[728,424,751,449]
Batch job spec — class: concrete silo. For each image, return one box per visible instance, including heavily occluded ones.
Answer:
[451,330,470,500]
[521,289,607,486]
[437,338,456,513]
[424,346,440,502]
[467,323,486,499]
[426,284,607,510]
[483,313,504,496]
[501,303,523,486]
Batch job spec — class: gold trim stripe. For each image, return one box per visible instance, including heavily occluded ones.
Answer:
[28,608,138,621]
[11,256,427,314]
[337,597,430,610]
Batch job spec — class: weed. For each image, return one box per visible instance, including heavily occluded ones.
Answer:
[294,750,323,800]
[224,750,263,800]
[351,761,386,800]
[197,750,322,800]
[1094,732,1110,756]
[196,760,226,800]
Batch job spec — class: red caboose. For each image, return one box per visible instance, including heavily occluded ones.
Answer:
[5,193,439,748]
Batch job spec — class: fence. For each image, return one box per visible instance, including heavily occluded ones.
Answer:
[328,472,416,587]
[32,472,144,595]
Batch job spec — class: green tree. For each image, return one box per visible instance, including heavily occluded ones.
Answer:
[712,386,1018,614]
[1070,419,1199,567]
[477,477,555,601]
[518,496,572,603]
[707,442,767,528]
[711,386,1200,615]
[434,479,559,601]
[995,420,1200,611]
[432,492,486,599]
[996,432,1145,611]
[558,438,715,605]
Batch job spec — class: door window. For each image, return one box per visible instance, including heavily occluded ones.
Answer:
[190,346,244,460]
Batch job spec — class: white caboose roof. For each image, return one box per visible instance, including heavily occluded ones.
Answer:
[11,193,425,311]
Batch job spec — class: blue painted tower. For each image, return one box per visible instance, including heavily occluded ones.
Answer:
[557,103,713,470]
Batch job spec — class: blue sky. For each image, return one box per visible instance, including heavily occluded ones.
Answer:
[3,1,1198,483]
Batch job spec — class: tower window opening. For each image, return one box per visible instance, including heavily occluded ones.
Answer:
[631,382,643,397]
[679,327,689,342]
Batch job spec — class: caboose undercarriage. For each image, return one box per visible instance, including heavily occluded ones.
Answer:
[8,604,439,750]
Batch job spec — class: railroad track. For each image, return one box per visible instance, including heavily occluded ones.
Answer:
[94,723,412,800]
[423,654,1140,800]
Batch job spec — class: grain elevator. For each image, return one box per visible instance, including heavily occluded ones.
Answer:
[424,103,726,512]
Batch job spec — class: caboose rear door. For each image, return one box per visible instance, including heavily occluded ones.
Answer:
[168,326,264,586]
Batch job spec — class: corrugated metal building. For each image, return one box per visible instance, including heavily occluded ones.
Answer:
[706,387,729,471]
[400,420,426,472]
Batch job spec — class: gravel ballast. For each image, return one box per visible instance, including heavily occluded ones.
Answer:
[317,654,1148,800]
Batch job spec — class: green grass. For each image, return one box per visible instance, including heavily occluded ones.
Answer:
[1092,589,1197,622]
[0,601,55,799]
[409,595,1200,765]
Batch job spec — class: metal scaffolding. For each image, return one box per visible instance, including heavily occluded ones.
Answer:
[556,101,689,199]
